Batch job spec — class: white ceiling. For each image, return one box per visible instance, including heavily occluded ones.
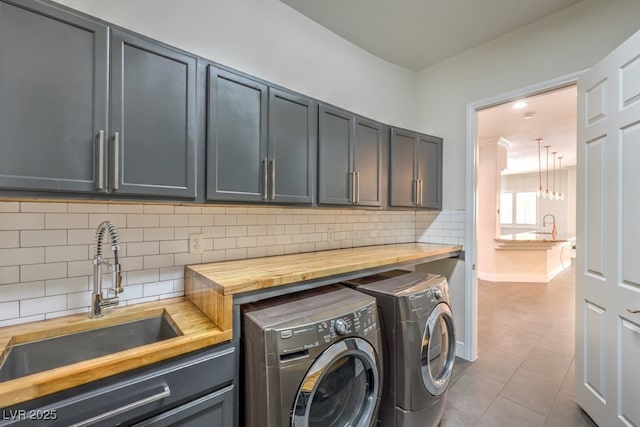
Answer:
[279,0,582,71]
[477,85,577,175]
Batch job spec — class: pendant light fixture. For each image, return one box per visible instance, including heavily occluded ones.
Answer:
[544,145,551,199]
[557,156,564,201]
[536,138,543,197]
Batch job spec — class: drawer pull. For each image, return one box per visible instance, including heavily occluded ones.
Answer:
[69,385,170,427]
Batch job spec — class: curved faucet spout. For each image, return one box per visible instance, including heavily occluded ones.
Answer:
[91,221,123,318]
[542,214,557,240]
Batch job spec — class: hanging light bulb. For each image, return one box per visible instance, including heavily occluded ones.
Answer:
[544,145,551,199]
[558,156,564,201]
[552,151,558,201]
[536,139,543,197]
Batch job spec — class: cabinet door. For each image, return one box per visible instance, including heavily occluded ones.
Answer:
[0,0,108,193]
[134,385,234,427]
[268,88,316,204]
[110,30,197,198]
[389,128,417,207]
[353,117,383,207]
[417,134,443,210]
[318,105,354,205]
[207,67,267,201]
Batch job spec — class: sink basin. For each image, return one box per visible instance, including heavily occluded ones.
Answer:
[534,231,552,235]
[0,315,180,382]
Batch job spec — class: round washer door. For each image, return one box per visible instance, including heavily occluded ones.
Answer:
[291,337,380,427]
[421,302,456,396]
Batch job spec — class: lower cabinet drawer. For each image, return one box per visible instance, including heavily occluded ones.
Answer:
[133,384,234,427]
[0,346,235,427]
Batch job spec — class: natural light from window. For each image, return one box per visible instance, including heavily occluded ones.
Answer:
[500,191,537,226]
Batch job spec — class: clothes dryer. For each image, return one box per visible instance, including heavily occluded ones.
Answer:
[243,284,382,427]
[343,270,455,427]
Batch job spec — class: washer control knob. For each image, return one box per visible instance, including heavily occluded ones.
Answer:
[434,288,443,300]
[334,318,348,336]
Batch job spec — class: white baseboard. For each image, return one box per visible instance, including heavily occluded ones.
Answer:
[477,265,568,283]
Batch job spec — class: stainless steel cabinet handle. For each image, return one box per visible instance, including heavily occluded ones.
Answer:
[270,158,276,200]
[627,309,640,314]
[355,172,360,204]
[351,172,356,204]
[413,180,418,206]
[97,130,105,190]
[262,158,268,200]
[69,385,170,427]
[113,132,120,191]
[419,179,424,206]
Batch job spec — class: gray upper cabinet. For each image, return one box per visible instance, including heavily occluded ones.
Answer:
[0,2,197,198]
[268,88,316,204]
[390,128,443,210]
[110,29,197,198]
[0,0,108,193]
[207,67,315,204]
[207,67,268,202]
[318,105,383,207]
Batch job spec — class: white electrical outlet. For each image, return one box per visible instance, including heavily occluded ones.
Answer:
[189,233,204,254]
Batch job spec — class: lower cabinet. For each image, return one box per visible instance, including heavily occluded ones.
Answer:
[0,346,235,427]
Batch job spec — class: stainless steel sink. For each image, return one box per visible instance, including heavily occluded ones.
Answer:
[0,315,180,382]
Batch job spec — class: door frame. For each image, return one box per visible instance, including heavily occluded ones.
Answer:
[463,70,586,361]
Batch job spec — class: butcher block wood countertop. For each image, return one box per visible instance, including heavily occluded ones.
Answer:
[0,298,231,408]
[185,242,462,332]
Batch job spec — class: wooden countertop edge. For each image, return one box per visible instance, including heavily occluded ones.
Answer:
[187,243,462,296]
[0,298,232,408]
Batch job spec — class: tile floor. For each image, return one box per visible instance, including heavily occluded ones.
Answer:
[442,262,598,426]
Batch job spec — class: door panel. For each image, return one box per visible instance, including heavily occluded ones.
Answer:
[318,105,353,205]
[268,88,316,204]
[576,28,640,426]
[417,135,443,210]
[354,118,383,207]
[207,68,267,201]
[389,129,416,207]
[0,0,107,193]
[111,30,197,197]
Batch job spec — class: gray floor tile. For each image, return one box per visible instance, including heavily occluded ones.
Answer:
[447,370,505,420]
[470,346,524,384]
[521,347,573,381]
[544,392,597,427]
[440,402,479,427]
[537,331,575,357]
[476,396,546,427]
[500,368,561,416]
[560,359,576,397]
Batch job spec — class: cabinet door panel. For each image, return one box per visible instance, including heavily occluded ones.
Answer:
[268,88,316,204]
[207,68,267,201]
[0,0,107,193]
[417,135,443,209]
[389,129,416,207]
[318,105,353,205]
[354,118,383,207]
[110,30,197,198]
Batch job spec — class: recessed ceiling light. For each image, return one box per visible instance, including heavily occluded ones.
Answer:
[513,101,528,110]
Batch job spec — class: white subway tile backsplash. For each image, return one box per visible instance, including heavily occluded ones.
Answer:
[21,262,66,282]
[0,302,19,320]
[0,231,19,248]
[0,213,45,230]
[0,247,44,267]
[20,295,67,316]
[46,308,88,320]
[0,201,466,327]
[0,266,19,285]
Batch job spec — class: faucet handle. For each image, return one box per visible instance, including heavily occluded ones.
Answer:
[112,264,124,295]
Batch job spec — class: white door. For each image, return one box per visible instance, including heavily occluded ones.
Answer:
[576,28,640,426]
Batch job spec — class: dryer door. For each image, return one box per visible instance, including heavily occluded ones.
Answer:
[291,337,380,427]
[421,302,456,396]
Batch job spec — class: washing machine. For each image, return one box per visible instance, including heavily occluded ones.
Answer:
[242,284,383,427]
[343,270,456,427]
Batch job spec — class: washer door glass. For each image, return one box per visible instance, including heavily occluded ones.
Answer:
[420,302,456,396]
[291,337,380,427]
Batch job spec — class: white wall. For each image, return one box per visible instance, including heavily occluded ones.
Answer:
[52,0,416,129]
[415,0,640,210]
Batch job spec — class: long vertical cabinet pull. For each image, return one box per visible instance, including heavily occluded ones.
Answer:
[262,158,268,200]
[412,180,418,206]
[270,159,276,200]
[97,130,105,190]
[112,132,120,191]
[350,172,356,204]
[418,180,423,206]
[354,172,360,204]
